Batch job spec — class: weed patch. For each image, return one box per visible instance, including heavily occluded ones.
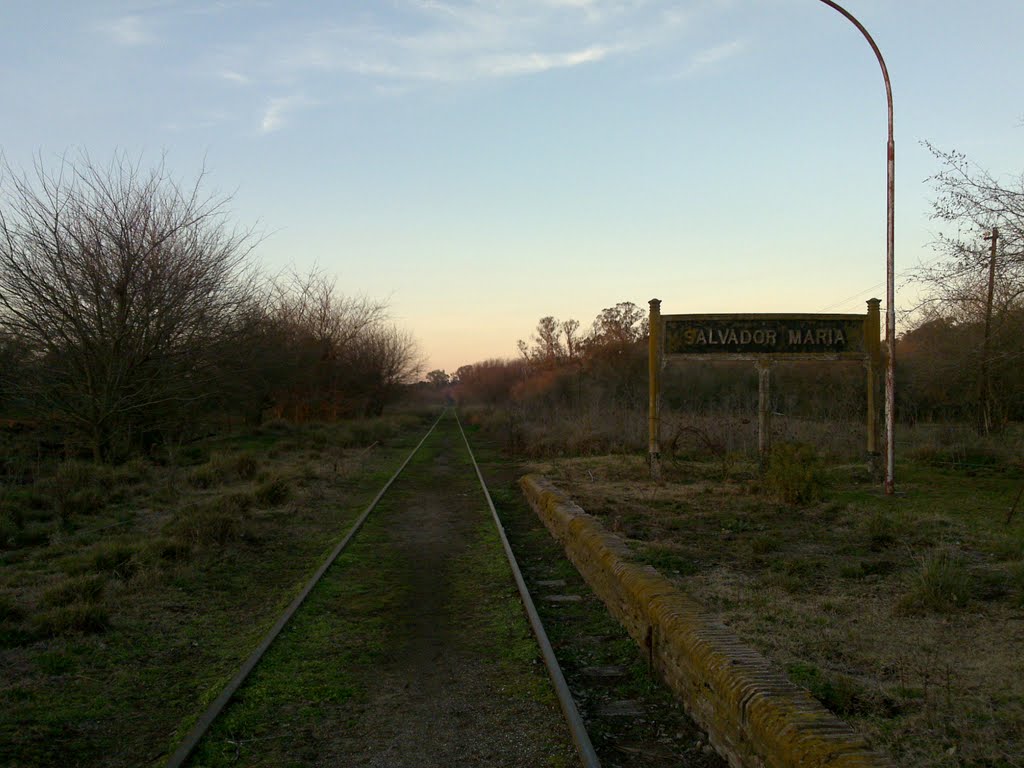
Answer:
[63,540,140,580]
[899,547,973,613]
[534,439,1024,768]
[42,575,105,607]
[762,443,828,504]
[32,602,110,636]
[166,493,255,547]
[254,476,290,506]
[786,662,870,716]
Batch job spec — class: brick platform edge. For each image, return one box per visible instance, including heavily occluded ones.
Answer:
[520,474,895,768]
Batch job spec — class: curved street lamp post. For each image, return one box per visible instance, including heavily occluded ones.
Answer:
[815,0,896,495]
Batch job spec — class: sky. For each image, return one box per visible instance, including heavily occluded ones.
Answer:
[1,0,1022,375]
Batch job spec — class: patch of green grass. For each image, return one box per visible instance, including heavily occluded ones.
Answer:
[186,510,404,766]
[637,543,698,577]
[0,409,453,767]
[42,575,105,607]
[786,662,870,717]
[32,602,111,636]
[63,539,140,580]
[864,509,900,549]
[34,650,77,676]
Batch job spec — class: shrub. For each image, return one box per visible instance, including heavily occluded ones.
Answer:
[43,461,110,521]
[167,493,254,546]
[763,443,827,505]
[42,575,105,607]
[189,452,261,488]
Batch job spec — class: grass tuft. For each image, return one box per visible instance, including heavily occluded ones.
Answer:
[254,476,290,506]
[166,493,255,546]
[763,443,828,505]
[190,452,261,488]
[63,540,140,580]
[42,575,105,607]
[864,509,900,549]
[899,547,973,613]
[32,603,110,636]
[786,661,870,716]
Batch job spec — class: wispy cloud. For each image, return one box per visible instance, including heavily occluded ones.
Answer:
[208,0,698,88]
[260,94,312,134]
[675,38,748,78]
[182,1,727,132]
[220,70,250,85]
[101,15,156,47]
[482,44,617,77]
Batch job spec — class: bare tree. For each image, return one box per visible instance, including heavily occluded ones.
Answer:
[256,268,389,419]
[518,315,568,368]
[0,151,260,460]
[586,302,645,351]
[562,318,581,362]
[341,324,423,417]
[912,142,1024,431]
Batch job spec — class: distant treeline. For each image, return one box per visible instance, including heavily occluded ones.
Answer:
[445,303,1024,432]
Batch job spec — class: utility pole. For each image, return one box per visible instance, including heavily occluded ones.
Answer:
[979,226,999,434]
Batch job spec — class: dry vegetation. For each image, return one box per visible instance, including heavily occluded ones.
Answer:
[505,427,1024,768]
[0,412,431,766]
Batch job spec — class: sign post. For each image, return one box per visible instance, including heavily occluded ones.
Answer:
[648,299,663,481]
[648,300,882,478]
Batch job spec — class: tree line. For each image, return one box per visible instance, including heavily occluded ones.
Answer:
[0,153,422,462]
[450,141,1024,438]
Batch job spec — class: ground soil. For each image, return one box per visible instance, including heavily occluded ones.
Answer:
[520,452,1024,768]
[308,424,576,767]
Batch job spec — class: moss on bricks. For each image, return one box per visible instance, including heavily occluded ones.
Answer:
[520,474,894,768]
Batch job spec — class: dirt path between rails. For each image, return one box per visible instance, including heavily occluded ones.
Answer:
[315,421,576,767]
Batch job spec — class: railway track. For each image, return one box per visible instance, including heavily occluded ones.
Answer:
[165,409,599,768]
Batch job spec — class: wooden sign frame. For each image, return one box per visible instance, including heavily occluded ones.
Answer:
[647,299,883,479]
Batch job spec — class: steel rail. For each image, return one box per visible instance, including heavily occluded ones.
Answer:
[455,411,602,768]
[164,410,446,768]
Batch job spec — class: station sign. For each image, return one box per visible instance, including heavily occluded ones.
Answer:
[646,300,883,480]
[662,314,868,360]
